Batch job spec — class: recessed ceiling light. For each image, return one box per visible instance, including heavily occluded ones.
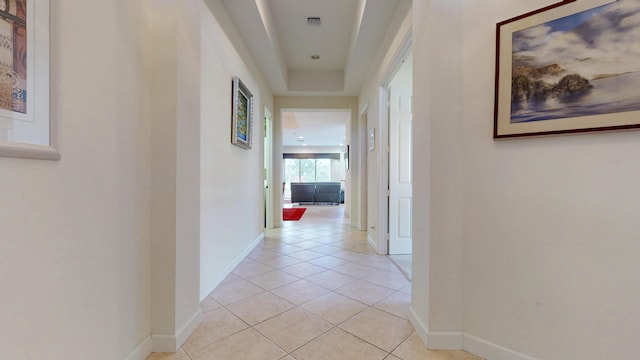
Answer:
[298,136,304,139]
[310,54,321,60]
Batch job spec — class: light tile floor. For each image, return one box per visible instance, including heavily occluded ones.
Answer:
[388,255,412,281]
[147,205,482,360]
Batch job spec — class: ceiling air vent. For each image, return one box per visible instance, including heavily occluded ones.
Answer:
[306,17,322,26]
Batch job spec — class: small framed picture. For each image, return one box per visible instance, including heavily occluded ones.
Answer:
[231,76,253,149]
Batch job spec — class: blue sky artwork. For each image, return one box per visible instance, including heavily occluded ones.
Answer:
[510,0,640,123]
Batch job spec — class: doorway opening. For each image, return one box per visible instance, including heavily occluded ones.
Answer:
[380,46,413,279]
[281,109,349,213]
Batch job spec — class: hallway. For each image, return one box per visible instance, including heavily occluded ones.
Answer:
[148,206,481,360]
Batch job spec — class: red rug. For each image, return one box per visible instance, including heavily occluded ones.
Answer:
[283,207,306,221]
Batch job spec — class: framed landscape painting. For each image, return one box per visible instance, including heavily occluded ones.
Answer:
[494,0,640,138]
[0,0,57,159]
[231,76,253,149]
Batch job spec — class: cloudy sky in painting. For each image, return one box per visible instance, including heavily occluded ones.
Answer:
[512,0,640,79]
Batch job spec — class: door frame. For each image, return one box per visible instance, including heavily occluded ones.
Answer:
[264,107,274,229]
[377,33,413,255]
[388,53,413,254]
[359,105,368,233]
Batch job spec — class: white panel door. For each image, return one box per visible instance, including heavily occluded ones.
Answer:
[389,60,413,254]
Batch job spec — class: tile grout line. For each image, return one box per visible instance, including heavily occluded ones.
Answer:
[219,279,412,359]
[174,206,417,360]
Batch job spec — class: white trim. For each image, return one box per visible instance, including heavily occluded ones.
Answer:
[123,336,152,360]
[408,305,428,345]
[359,102,369,116]
[464,334,539,360]
[151,333,176,353]
[176,308,203,349]
[199,232,264,300]
[151,308,203,353]
[367,234,379,254]
[390,323,540,360]
[428,331,463,350]
[358,103,369,232]
[408,307,464,352]
[381,32,414,86]
[378,33,413,257]
[377,86,389,255]
[264,107,274,229]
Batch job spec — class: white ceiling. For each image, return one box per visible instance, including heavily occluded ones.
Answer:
[220,0,409,146]
[282,110,349,148]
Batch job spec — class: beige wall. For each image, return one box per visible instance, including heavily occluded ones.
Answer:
[413,0,640,359]
[0,1,152,359]
[0,0,274,358]
[3,1,639,359]
[199,0,274,301]
[414,0,466,346]
[149,0,203,352]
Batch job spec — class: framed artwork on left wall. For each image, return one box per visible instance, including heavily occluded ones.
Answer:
[231,75,254,149]
[0,0,58,160]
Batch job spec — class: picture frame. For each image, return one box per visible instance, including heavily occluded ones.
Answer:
[494,0,640,138]
[0,0,58,160]
[231,75,253,149]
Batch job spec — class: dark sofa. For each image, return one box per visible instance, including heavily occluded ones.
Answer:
[290,182,341,204]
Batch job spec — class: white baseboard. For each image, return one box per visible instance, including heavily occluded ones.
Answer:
[199,232,264,300]
[406,306,538,360]
[124,336,152,360]
[177,308,203,349]
[428,331,463,350]
[151,308,203,353]
[464,334,539,360]
[133,235,268,359]
[367,234,379,253]
[151,333,176,353]
[408,305,429,345]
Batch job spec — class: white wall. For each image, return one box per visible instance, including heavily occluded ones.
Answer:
[415,0,465,347]
[0,1,151,359]
[148,0,203,352]
[199,0,274,300]
[0,0,272,358]
[461,1,640,359]
[412,0,640,358]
